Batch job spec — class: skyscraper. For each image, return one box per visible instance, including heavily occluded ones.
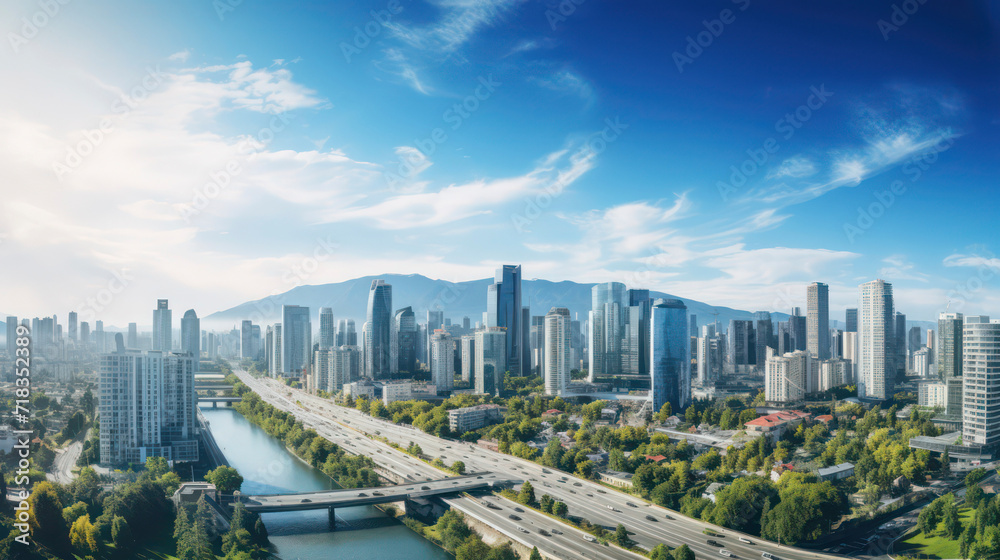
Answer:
[475,327,507,395]
[588,281,627,380]
[127,323,138,349]
[938,312,964,417]
[544,307,571,396]
[99,344,198,465]
[181,309,200,358]
[753,311,775,369]
[460,334,476,383]
[5,316,17,354]
[765,350,809,404]
[962,316,1000,447]
[727,319,755,374]
[152,299,172,351]
[486,265,525,377]
[845,308,858,333]
[895,312,907,379]
[788,308,807,352]
[319,307,335,350]
[269,324,282,377]
[281,306,311,375]
[858,280,895,401]
[697,330,724,386]
[68,311,78,341]
[366,280,392,379]
[625,289,652,376]
[430,329,455,391]
[530,315,546,375]
[393,307,417,375]
[240,320,254,359]
[336,319,357,347]
[650,299,690,415]
[807,282,830,360]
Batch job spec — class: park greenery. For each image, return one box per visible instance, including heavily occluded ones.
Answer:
[402,508,520,560]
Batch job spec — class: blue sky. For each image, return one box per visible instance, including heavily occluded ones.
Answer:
[2,0,998,325]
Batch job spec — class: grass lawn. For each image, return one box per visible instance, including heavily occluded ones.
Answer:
[894,507,974,559]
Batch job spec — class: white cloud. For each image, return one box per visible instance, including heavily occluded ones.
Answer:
[531,69,595,107]
[168,50,191,62]
[766,156,816,179]
[385,0,520,54]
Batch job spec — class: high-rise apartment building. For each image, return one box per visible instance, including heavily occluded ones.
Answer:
[127,323,138,349]
[962,316,1000,447]
[727,319,755,374]
[68,311,78,341]
[754,311,775,369]
[5,316,17,354]
[858,280,895,401]
[938,312,965,417]
[807,282,830,360]
[544,307,571,396]
[99,343,198,465]
[460,334,476,382]
[430,329,455,391]
[765,350,809,403]
[530,315,545,375]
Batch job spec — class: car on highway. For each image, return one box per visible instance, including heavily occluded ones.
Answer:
[607,505,621,512]
[719,550,733,557]
[301,499,312,503]
[358,493,368,497]
[739,537,753,544]
[707,540,721,547]
[626,502,638,508]
[664,514,673,520]
[596,489,606,494]
[514,507,524,513]
[574,482,582,487]
[509,514,521,520]
[542,469,551,473]
[583,534,597,542]
[421,486,431,490]
[538,529,550,537]
[551,529,562,535]
[645,515,658,522]
[517,526,529,533]
[761,553,774,559]
[373,491,384,496]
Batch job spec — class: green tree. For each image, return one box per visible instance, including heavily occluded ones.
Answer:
[486,542,519,560]
[456,535,491,560]
[553,501,568,517]
[28,481,67,548]
[205,465,244,493]
[452,461,466,475]
[655,402,673,422]
[111,515,135,557]
[685,405,699,425]
[518,481,536,505]
[145,456,170,478]
[62,501,89,525]
[943,501,962,539]
[69,514,100,554]
[613,524,632,548]
[673,544,696,560]
[529,546,543,560]
[539,494,554,513]
[649,544,671,560]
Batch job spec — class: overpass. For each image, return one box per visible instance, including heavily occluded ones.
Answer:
[198,396,241,407]
[235,472,514,515]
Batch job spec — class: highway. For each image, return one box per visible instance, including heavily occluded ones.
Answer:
[235,369,847,560]
[48,429,88,485]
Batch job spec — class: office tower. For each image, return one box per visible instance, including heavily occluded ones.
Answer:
[269,324,282,377]
[650,299,690,415]
[570,319,584,371]
[152,299,172,351]
[427,310,444,331]
[807,282,830,360]
[938,312,964,417]
[789,310,807,352]
[99,344,198,465]
[206,332,217,360]
[895,312,907,379]
[319,308,335,350]
[93,320,104,353]
[80,322,90,345]
[333,345,361,388]
[68,311,78,341]
[858,280,895,401]
[475,327,507,396]
[181,310,200,358]
[336,319,357,347]
[765,350,809,403]
[364,280,392,379]
[127,323,138,349]
[314,348,332,393]
[927,329,935,361]
[430,329,455,391]
[530,316,546,375]
[776,322,791,355]
[393,307,417,375]
[240,320,254,359]
[625,289,652,376]
[5,316,17,354]
[460,335,476,382]
[486,265,525,377]
[697,331,724,386]
[830,329,843,359]
[845,308,858,333]
[251,325,260,359]
[543,308,571,396]
[908,326,922,368]
[690,314,698,337]
[588,281,627,380]
[462,317,471,330]
[727,319,755,374]
[753,311,774,369]
[38,317,54,351]
[265,326,274,368]
[521,306,531,378]
[281,305,311,375]
[962,316,1000,447]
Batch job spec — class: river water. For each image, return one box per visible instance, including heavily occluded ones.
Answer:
[199,406,452,560]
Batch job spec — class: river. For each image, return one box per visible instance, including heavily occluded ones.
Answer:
[199,406,452,560]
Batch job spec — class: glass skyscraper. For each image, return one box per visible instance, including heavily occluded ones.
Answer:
[366,280,392,379]
[650,298,690,415]
[486,265,525,377]
[588,281,627,380]
[281,305,311,375]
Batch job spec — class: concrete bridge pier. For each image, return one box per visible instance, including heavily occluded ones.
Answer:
[328,506,336,530]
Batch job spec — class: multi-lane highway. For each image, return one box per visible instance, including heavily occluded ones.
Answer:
[235,369,846,560]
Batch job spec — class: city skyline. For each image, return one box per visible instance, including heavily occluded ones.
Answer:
[1,0,997,325]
